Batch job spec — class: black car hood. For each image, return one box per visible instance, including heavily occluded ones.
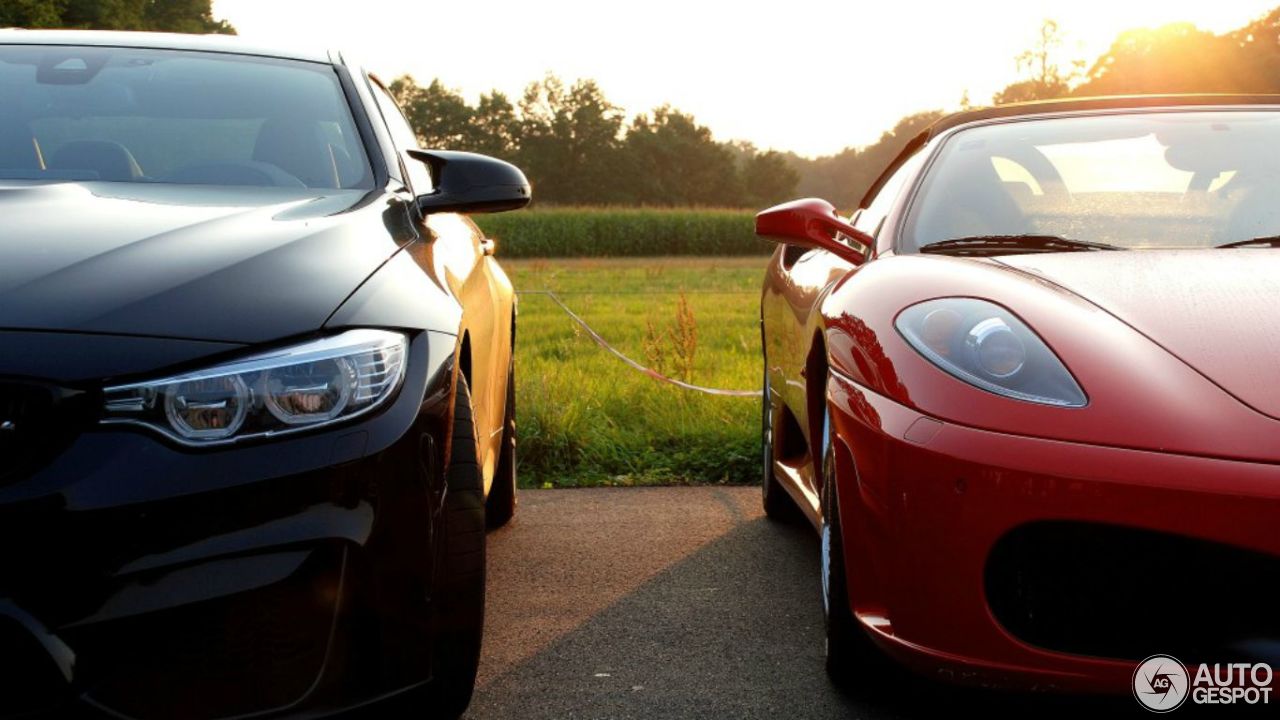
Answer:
[0,181,403,344]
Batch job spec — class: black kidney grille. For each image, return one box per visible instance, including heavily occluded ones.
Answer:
[0,382,89,486]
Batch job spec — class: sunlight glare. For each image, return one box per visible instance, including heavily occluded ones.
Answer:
[213,0,1278,156]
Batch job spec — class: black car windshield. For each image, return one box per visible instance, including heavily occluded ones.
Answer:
[903,110,1280,252]
[0,45,372,189]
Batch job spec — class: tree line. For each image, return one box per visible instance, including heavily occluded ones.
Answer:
[388,70,946,209]
[996,11,1280,102]
[392,67,941,210]
[0,0,234,35]
[390,6,1280,209]
[388,74,798,208]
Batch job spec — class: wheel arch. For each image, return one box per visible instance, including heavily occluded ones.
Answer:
[805,327,832,468]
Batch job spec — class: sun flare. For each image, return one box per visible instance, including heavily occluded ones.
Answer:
[213,0,1278,156]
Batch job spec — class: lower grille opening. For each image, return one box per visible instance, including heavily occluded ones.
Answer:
[69,546,342,720]
[986,522,1280,664]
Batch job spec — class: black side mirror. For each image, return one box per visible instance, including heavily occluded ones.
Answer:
[407,149,531,214]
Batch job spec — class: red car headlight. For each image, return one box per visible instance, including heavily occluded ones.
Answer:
[896,298,1087,408]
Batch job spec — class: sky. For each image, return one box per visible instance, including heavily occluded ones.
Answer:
[213,0,1278,157]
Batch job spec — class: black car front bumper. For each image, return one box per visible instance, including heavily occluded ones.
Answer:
[0,330,457,719]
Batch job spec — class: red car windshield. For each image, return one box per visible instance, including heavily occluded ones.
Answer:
[0,45,372,189]
[904,110,1280,251]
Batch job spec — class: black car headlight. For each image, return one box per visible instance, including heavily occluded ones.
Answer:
[103,329,407,445]
[895,298,1086,408]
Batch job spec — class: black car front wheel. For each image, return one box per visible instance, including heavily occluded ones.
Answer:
[430,373,488,716]
[388,373,487,719]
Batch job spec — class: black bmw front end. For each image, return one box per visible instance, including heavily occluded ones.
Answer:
[1,330,459,719]
[0,32,481,718]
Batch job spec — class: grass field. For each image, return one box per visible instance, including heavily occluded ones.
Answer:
[475,207,767,258]
[505,257,765,488]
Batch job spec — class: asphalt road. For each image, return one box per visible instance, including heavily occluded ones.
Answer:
[466,487,1123,720]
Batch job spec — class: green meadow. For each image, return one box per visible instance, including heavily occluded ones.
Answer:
[504,257,767,487]
[474,207,766,258]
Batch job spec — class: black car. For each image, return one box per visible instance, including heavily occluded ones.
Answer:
[0,29,527,719]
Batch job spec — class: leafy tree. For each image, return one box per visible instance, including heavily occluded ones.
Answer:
[517,74,627,204]
[2,0,235,33]
[0,0,63,27]
[742,150,799,208]
[1229,8,1280,91]
[389,76,473,149]
[386,77,520,159]
[469,91,520,158]
[993,19,1080,104]
[132,0,234,34]
[624,106,742,206]
[788,110,943,210]
[1077,23,1236,95]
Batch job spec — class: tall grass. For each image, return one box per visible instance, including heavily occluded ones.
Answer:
[475,206,769,258]
[507,257,765,487]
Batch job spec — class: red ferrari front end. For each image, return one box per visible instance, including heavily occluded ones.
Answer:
[828,367,1280,694]
[758,100,1280,702]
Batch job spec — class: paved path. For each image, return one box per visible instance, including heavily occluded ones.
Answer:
[468,487,1114,719]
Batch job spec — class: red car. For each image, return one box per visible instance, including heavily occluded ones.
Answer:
[757,95,1280,696]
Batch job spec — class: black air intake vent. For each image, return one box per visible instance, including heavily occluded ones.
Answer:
[986,521,1280,664]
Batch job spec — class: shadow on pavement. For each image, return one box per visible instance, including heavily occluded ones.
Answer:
[466,506,1128,719]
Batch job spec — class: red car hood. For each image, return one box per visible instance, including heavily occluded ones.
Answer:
[996,250,1280,419]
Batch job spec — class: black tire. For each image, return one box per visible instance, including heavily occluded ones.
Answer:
[819,400,886,683]
[486,359,517,529]
[423,374,487,718]
[762,368,801,522]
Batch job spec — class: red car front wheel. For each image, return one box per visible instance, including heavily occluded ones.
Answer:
[819,393,888,683]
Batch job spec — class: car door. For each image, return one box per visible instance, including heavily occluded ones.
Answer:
[762,233,858,504]
[366,77,513,489]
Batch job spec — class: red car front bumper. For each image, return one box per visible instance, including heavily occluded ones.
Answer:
[828,368,1280,694]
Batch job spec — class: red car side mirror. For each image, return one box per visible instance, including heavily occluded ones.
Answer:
[755,198,873,266]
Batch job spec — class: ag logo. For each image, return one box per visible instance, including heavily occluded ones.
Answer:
[1134,654,1190,712]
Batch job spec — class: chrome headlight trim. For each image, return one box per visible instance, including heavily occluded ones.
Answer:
[102,329,408,446]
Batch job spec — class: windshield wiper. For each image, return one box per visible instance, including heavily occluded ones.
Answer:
[919,234,1125,256]
[1217,236,1280,249]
